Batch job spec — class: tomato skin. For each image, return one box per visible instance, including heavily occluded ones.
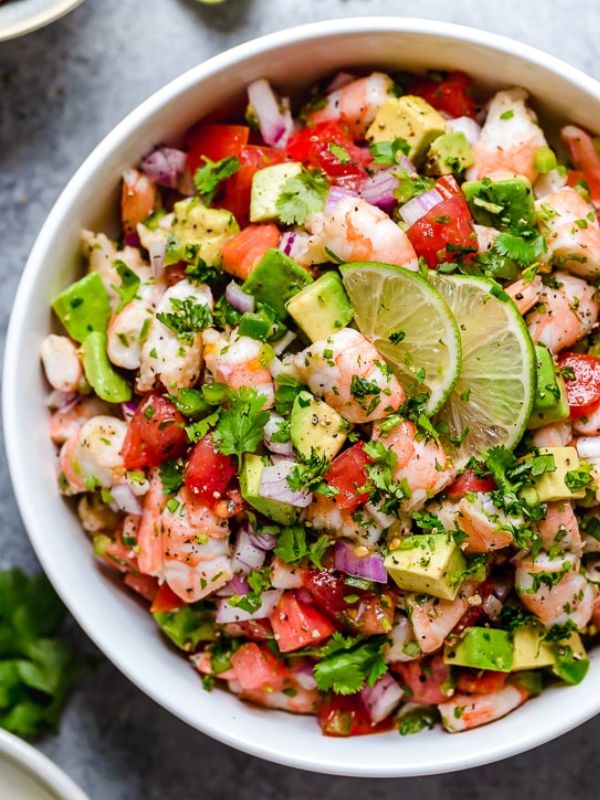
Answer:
[150,582,184,613]
[561,126,600,208]
[223,619,273,640]
[230,643,289,691]
[184,123,250,175]
[557,352,600,417]
[447,470,496,498]
[221,224,281,280]
[412,71,476,119]
[392,655,451,704]
[124,572,159,602]
[184,434,236,503]
[406,176,477,268]
[286,121,371,190]
[456,670,507,695]
[325,442,373,511]
[318,694,395,736]
[122,394,187,470]
[304,567,349,617]
[221,144,285,226]
[270,592,335,653]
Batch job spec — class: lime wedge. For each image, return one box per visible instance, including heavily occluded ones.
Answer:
[430,274,535,466]
[341,262,461,414]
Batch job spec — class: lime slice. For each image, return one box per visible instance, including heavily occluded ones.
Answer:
[430,274,536,466]
[341,262,461,414]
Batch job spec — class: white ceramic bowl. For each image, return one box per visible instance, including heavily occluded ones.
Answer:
[0,0,84,43]
[5,18,600,778]
[0,728,88,799]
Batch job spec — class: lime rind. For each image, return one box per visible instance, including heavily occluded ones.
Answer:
[341,262,462,415]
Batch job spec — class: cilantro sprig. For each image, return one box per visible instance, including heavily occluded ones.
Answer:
[276,169,329,225]
[112,260,141,312]
[213,387,269,459]
[156,296,213,345]
[194,156,240,204]
[313,633,388,695]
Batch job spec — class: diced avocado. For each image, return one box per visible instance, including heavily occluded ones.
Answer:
[52,272,111,342]
[81,331,132,403]
[384,533,466,601]
[527,345,569,430]
[424,131,474,176]
[366,96,447,163]
[462,178,535,230]
[240,454,299,525]
[444,627,513,672]
[242,248,313,320]
[169,197,239,266]
[511,625,586,671]
[290,391,347,460]
[285,271,354,342]
[250,162,303,223]
[238,311,273,341]
[533,446,586,502]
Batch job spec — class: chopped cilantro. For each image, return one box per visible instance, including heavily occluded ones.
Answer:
[329,143,351,164]
[159,458,184,495]
[369,137,410,165]
[156,296,213,345]
[193,156,240,204]
[213,387,269,459]
[111,260,141,312]
[398,706,440,736]
[276,169,329,225]
[313,634,388,695]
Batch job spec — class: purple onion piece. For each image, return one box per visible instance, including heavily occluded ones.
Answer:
[399,187,443,227]
[140,146,187,188]
[247,79,294,149]
[258,461,313,508]
[360,674,403,723]
[293,661,318,690]
[249,532,278,551]
[359,167,400,211]
[232,527,266,574]
[124,232,141,248]
[263,414,294,457]
[334,539,388,583]
[215,589,282,623]
[279,231,297,257]
[225,281,255,313]
[326,186,356,213]
[45,390,78,411]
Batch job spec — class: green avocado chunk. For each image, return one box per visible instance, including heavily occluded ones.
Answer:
[290,391,347,460]
[444,627,513,672]
[240,454,299,525]
[168,198,239,266]
[82,331,132,403]
[425,131,474,176]
[242,249,313,320]
[527,344,569,430]
[366,96,447,163]
[532,446,586,502]
[250,162,303,222]
[285,271,354,342]
[384,533,466,600]
[51,272,111,342]
[462,177,536,230]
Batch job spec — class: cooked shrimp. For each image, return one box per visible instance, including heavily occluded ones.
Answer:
[137,280,212,393]
[573,400,600,435]
[227,680,320,714]
[107,278,164,370]
[40,335,82,392]
[297,196,418,270]
[467,88,548,183]
[515,551,595,628]
[372,419,455,511]
[121,168,158,235]
[561,125,600,209]
[77,493,120,533]
[475,224,500,254]
[136,469,167,578]
[433,492,517,553]
[305,495,384,547]
[50,396,111,444]
[406,592,468,654]
[536,187,600,278]
[537,501,582,554]
[526,270,599,353]
[506,275,543,316]
[532,419,572,448]
[439,685,528,732]
[292,327,405,423]
[270,557,304,589]
[203,329,274,407]
[58,415,127,494]
[81,230,148,304]
[308,72,392,137]
[534,167,568,200]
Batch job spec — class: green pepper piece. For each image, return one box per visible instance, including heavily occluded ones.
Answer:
[238,311,273,341]
[82,331,132,403]
[168,388,212,418]
[51,272,111,342]
[153,607,216,652]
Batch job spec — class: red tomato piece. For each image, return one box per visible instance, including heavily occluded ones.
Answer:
[447,469,496,498]
[124,572,159,602]
[558,352,600,417]
[184,123,250,175]
[318,695,394,736]
[456,670,507,695]
[412,71,476,119]
[121,169,158,235]
[344,590,397,635]
[230,643,289,691]
[304,567,349,617]
[150,582,185,614]
[221,144,285,227]
[223,619,273,640]
[221,224,281,280]
[325,442,373,511]
[392,655,451,704]
[270,592,336,653]
[122,394,187,470]
[406,176,477,268]
[561,125,600,209]
[184,434,236,502]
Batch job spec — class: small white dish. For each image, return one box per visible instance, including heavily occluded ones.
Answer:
[0,728,88,799]
[0,0,84,43]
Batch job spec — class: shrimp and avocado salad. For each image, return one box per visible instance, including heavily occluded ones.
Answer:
[41,68,600,738]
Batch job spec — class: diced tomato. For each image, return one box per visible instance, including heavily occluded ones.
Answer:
[344,590,397,635]
[270,592,336,653]
[406,175,477,268]
[184,123,250,175]
[318,694,394,736]
[447,469,496,498]
[223,619,273,640]
[220,144,285,226]
[123,572,159,602]
[456,669,507,695]
[230,643,289,691]
[122,394,187,470]
[412,71,476,119]
[184,434,236,502]
[212,487,246,519]
[221,224,281,280]
[325,442,373,511]
[561,125,600,208]
[557,352,600,418]
[304,567,349,617]
[121,168,158,235]
[453,577,503,635]
[392,655,451,704]
[150,582,185,614]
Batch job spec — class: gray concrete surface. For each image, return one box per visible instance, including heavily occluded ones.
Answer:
[1,0,600,796]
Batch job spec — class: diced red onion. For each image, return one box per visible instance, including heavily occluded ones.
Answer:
[399,188,443,227]
[360,674,403,723]
[149,238,166,279]
[124,232,141,248]
[216,575,250,597]
[398,156,417,175]
[249,532,278,551]
[232,527,266,575]
[326,71,356,92]
[121,398,139,421]
[279,231,297,256]
[447,116,481,146]
[263,414,294,457]
[482,593,503,620]
[247,79,293,149]
[385,616,419,663]
[359,168,399,211]
[110,482,143,516]
[492,572,514,603]
[46,390,78,410]
[140,146,187,188]
[272,330,297,356]
[226,281,255,313]
[334,539,387,583]
[293,661,317,690]
[258,461,313,508]
[215,589,282,623]
[326,186,356,213]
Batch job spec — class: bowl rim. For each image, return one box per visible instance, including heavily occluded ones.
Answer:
[5,16,600,777]
[0,0,85,43]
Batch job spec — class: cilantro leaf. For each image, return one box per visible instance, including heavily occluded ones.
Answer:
[313,636,388,695]
[492,232,546,266]
[156,296,213,345]
[194,156,240,204]
[159,458,184,495]
[369,137,410,165]
[213,387,269,458]
[111,260,141,312]
[308,535,334,568]
[287,451,338,498]
[274,526,308,565]
[276,169,329,226]
[329,143,351,164]
[185,410,220,443]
